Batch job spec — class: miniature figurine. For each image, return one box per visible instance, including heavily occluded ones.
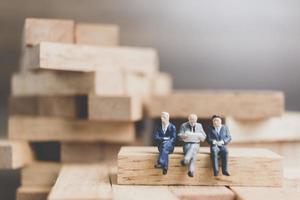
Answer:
[206,115,232,176]
[178,114,206,177]
[153,112,177,175]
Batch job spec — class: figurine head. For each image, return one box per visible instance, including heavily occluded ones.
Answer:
[212,115,222,127]
[188,114,198,127]
[161,112,170,125]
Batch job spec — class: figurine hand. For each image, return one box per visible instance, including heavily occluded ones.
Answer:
[180,134,188,139]
[216,140,224,146]
[163,137,170,140]
[212,140,217,145]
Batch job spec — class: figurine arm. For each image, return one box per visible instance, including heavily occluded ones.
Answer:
[206,129,214,145]
[196,125,207,142]
[178,124,186,140]
[153,127,163,143]
[169,125,177,143]
[223,126,232,145]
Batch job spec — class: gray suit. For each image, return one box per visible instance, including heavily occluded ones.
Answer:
[179,122,206,173]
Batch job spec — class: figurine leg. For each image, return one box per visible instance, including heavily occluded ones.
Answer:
[159,148,169,171]
[183,143,192,165]
[220,146,230,176]
[211,146,220,176]
[188,144,199,176]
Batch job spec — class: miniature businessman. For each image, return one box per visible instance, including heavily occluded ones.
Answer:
[178,114,206,177]
[153,112,177,175]
[207,115,232,176]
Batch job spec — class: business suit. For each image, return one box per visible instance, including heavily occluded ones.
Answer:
[179,122,206,175]
[206,125,232,176]
[153,123,177,171]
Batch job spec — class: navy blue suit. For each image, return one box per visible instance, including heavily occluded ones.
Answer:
[206,125,232,176]
[153,123,176,170]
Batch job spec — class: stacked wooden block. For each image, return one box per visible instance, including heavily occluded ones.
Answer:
[1,17,300,200]
[4,17,173,200]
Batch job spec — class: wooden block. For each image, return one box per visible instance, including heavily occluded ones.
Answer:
[110,174,178,200]
[75,23,119,46]
[12,71,94,96]
[124,73,152,100]
[16,186,50,200]
[23,18,74,46]
[151,72,173,95]
[0,140,33,169]
[169,186,235,200]
[284,168,300,191]
[146,90,284,119]
[230,187,300,200]
[117,147,283,186]
[48,164,112,200]
[8,116,135,143]
[25,42,158,75]
[9,96,87,119]
[61,143,121,164]
[93,67,125,95]
[228,112,300,143]
[231,142,300,168]
[88,95,142,121]
[21,162,61,186]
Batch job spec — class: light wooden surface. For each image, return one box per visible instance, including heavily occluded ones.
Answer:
[75,23,119,46]
[284,168,300,191]
[231,187,300,200]
[9,96,87,119]
[23,18,74,46]
[228,112,300,143]
[21,161,61,187]
[169,186,235,200]
[16,186,50,200]
[0,140,33,169]
[48,164,112,200]
[8,116,135,143]
[231,141,300,168]
[146,90,284,119]
[12,71,94,96]
[118,146,283,186]
[25,42,158,75]
[110,174,179,200]
[88,95,142,121]
[61,143,121,164]
[151,72,173,95]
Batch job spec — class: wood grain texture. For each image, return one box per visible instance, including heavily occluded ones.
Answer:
[25,42,158,75]
[0,140,33,169]
[75,23,119,46]
[16,186,50,200]
[231,187,300,200]
[118,146,283,186]
[21,161,61,187]
[8,116,135,143]
[61,143,121,164]
[146,90,284,119]
[151,72,173,95]
[228,112,300,143]
[48,164,112,200]
[110,174,178,200]
[88,95,142,121]
[9,96,87,119]
[24,18,74,46]
[169,186,235,200]
[12,71,94,96]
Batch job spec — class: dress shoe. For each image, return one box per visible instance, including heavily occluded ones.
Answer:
[180,160,186,166]
[213,171,219,176]
[188,171,194,177]
[163,169,168,175]
[222,171,230,176]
